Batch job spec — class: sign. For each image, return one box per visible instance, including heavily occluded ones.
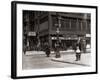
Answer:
[51,37,78,40]
[28,32,36,36]
[86,34,91,37]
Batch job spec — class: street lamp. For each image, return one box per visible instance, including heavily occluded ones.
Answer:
[55,13,62,58]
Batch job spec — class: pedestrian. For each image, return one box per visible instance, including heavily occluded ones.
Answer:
[75,46,81,61]
[44,42,50,57]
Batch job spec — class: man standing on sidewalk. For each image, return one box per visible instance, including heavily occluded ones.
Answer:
[75,46,81,61]
[75,37,82,61]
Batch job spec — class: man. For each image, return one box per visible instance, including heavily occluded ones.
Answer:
[44,42,50,57]
[75,46,81,61]
[75,38,82,61]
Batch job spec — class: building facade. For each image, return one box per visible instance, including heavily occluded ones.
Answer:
[23,11,91,51]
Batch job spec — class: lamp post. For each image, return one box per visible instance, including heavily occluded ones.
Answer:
[55,13,61,58]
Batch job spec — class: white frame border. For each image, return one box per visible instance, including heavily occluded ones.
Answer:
[16,3,96,77]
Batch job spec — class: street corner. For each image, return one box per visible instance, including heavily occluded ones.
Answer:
[51,53,91,67]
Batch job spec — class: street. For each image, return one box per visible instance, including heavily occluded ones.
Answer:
[22,51,91,70]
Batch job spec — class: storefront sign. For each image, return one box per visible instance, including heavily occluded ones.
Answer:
[28,32,36,36]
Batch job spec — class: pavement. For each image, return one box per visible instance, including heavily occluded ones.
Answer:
[51,52,91,67]
[51,48,91,66]
[23,50,91,69]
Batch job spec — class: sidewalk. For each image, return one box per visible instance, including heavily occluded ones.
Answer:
[23,50,91,69]
[25,51,45,55]
[25,48,90,55]
[24,49,91,67]
[51,52,91,67]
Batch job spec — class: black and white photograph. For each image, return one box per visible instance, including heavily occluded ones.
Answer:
[22,11,91,69]
[11,1,97,79]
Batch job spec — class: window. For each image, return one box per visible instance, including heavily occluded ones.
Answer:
[71,19,77,30]
[52,16,57,30]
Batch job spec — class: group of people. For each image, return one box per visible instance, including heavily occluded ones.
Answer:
[44,37,85,62]
[23,36,85,62]
[44,41,61,58]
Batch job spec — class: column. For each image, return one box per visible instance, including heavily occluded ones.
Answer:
[48,12,52,51]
